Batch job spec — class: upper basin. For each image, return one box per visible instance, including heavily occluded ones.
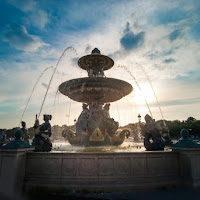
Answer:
[59,77,133,104]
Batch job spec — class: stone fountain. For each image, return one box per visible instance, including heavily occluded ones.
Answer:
[1,49,200,198]
[59,48,133,146]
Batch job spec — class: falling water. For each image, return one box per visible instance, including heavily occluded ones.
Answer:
[117,64,153,118]
[136,63,166,126]
[38,46,78,119]
[19,66,54,126]
[53,88,60,106]
[115,102,121,126]
[53,72,66,106]
[68,99,71,126]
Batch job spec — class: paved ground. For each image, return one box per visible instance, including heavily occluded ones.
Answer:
[2,189,200,200]
[29,189,200,200]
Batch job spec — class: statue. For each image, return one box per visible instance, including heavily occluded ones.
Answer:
[21,121,30,144]
[1,129,30,149]
[76,104,90,136]
[101,103,119,136]
[33,114,52,152]
[143,114,165,151]
[171,129,200,148]
[103,103,110,118]
[0,134,6,147]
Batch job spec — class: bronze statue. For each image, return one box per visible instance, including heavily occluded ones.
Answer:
[143,114,165,151]
[33,114,52,152]
[171,129,200,148]
[21,121,30,144]
[1,129,30,149]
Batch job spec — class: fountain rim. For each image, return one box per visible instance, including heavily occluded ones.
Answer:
[58,77,133,104]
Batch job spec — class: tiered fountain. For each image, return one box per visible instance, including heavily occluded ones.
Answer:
[1,49,199,197]
[59,48,133,146]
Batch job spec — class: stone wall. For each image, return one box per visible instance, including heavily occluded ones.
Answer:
[0,148,34,198]
[172,148,200,189]
[24,151,179,192]
[1,148,199,195]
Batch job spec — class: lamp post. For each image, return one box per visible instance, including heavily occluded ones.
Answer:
[138,114,141,123]
[135,114,142,142]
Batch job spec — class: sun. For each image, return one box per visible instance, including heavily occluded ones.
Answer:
[131,82,156,105]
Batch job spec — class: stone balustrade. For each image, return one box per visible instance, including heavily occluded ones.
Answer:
[1,148,200,196]
[24,151,179,192]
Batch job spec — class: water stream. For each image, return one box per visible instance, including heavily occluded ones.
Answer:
[19,66,54,126]
[117,64,153,118]
[38,46,78,119]
[136,62,166,126]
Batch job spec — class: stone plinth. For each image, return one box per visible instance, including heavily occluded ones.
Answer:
[24,151,179,193]
[0,148,34,198]
[172,148,200,189]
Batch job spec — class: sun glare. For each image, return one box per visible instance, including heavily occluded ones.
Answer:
[131,82,155,105]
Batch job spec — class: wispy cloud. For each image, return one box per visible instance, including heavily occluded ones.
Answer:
[2,23,48,52]
[169,29,183,42]
[163,58,176,64]
[8,0,49,29]
[150,97,200,107]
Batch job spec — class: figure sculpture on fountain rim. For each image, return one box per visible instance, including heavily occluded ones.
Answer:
[21,121,30,145]
[33,114,52,152]
[143,114,171,151]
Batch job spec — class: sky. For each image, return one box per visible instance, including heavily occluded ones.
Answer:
[0,0,200,129]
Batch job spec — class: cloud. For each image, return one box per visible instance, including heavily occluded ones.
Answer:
[28,9,49,29]
[2,23,48,52]
[163,58,176,64]
[120,22,145,51]
[150,97,200,107]
[8,0,49,29]
[42,83,48,88]
[169,29,182,41]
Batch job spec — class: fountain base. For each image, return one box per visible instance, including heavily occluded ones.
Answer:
[65,128,130,146]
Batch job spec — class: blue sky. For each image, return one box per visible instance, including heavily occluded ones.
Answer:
[0,0,200,128]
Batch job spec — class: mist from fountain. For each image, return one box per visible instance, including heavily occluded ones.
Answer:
[52,140,145,152]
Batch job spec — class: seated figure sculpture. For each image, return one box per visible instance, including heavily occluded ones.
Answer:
[144,114,165,151]
[102,103,110,118]
[76,104,90,136]
[33,114,52,152]
[1,129,30,149]
[0,134,6,147]
[171,129,200,148]
[101,103,118,136]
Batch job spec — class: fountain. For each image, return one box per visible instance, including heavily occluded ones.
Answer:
[59,48,133,146]
[1,48,200,198]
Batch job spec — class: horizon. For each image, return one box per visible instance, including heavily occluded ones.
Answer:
[0,0,200,129]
